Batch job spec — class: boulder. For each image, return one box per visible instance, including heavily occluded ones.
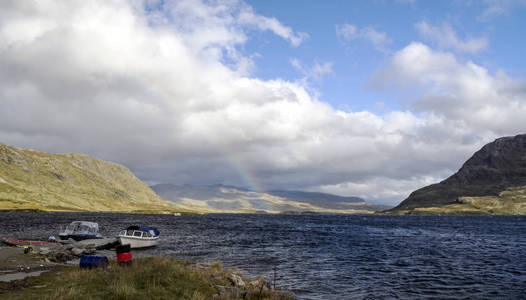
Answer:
[226,273,245,287]
[49,250,74,263]
[71,248,85,257]
[38,247,52,255]
[73,238,118,250]
[249,277,271,290]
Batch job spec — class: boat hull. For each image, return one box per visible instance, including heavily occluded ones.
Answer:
[118,236,159,249]
[2,237,60,246]
[59,234,102,241]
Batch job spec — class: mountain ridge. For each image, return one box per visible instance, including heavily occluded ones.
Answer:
[388,133,526,214]
[151,183,391,213]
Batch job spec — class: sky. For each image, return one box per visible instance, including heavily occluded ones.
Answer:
[1,0,526,205]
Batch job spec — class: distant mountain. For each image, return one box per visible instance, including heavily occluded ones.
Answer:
[151,184,391,213]
[0,142,191,213]
[266,190,364,209]
[388,134,526,214]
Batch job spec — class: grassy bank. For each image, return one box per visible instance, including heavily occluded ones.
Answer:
[1,256,293,300]
[384,187,526,215]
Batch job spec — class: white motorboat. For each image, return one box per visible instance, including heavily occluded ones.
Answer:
[59,221,103,241]
[118,225,159,249]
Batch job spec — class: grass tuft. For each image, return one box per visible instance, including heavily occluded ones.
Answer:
[2,256,293,300]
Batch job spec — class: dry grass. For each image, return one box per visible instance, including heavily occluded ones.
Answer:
[388,186,526,215]
[2,256,293,300]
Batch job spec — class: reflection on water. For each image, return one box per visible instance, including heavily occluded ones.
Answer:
[1,212,525,299]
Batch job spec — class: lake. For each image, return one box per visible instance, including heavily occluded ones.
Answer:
[0,212,525,299]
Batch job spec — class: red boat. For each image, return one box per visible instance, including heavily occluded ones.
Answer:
[1,237,60,247]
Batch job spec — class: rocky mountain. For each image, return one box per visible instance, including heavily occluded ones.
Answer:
[389,134,526,214]
[151,184,391,213]
[0,142,189,213]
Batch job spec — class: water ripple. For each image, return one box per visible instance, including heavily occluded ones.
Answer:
[0,212,525,299]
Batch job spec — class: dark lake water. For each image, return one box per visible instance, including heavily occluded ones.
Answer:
[1,212,525,299]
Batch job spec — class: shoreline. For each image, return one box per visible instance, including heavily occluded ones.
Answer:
[2,209,524,216]
[0,246,294,299]
[0,208,381,215]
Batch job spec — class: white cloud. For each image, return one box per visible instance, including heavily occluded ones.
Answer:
[415,21,488,53]
[479,0,526,19]
[237,4,309,47]
[290,59,333,82]
[335,23,358,41]
[316,175,440,205]
[373,41,526,135]
[361,27,392,48]
[335,23,392,52]
[1,1,525,206]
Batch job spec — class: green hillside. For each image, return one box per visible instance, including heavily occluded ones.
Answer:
[0,142,191,213]
[396,186,526,215]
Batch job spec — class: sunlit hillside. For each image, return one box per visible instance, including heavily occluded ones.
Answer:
[401,186,526,215]
[0,142,194,213]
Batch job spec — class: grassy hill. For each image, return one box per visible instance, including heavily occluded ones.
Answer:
[0,142,192,213]
[395,186,526,215]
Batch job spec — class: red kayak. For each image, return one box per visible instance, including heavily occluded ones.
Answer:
[1,237,60,246]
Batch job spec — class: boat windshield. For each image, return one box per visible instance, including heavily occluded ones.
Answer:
[64,222,98,233]
[78,225,90,232]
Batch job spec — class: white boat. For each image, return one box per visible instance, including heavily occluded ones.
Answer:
[59,221,103,241]
[117,225,160,249]
[173,212,181,216]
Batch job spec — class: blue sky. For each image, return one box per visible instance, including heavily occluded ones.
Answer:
[243,0,526,112]
[1,0,526,205]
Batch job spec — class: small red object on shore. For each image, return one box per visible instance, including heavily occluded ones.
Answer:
[116,244,132,266]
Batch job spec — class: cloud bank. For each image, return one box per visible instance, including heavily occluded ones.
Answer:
[1,0,525,205]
